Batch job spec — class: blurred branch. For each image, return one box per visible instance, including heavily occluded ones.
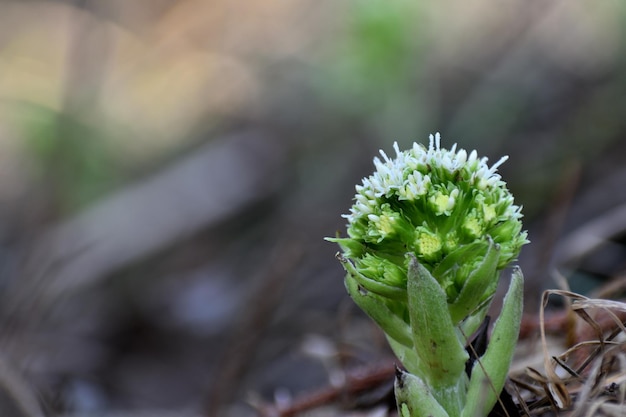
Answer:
[9,131,285,315]
[0,355,45,417]
[253,361,396,417]
[206,236,304,416]
[557,203,626,266]
[58,412,203,417]
[555,167,626,267]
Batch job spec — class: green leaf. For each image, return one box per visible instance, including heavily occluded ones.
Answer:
[448,238,500,323]
[462,268,523,417]
[386,337,421,375]
[395,368,449,417]
[338,254,407,300]
[407,255,468,389]
[325,237,367,258]
[431,239,489,295]
[344,273,413,348]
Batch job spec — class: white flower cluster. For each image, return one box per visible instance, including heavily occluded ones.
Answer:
[344,133,516,225]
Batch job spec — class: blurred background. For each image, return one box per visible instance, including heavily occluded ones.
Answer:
[0,0,626,416]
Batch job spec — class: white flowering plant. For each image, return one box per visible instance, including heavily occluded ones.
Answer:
[328,134,528,417]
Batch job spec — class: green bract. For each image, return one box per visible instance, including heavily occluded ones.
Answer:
[328,133,528,417]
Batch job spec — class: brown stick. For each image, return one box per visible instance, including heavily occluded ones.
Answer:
[255,361,396,417]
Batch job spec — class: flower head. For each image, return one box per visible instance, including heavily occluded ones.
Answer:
[331,133,528,309]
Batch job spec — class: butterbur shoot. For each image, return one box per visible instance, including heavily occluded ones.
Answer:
[327,134,528,417]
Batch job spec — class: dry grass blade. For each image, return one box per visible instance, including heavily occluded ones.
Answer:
[539,290,574,409]
[515,288,626,416]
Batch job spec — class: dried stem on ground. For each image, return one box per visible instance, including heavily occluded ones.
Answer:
[253,361,396,417]
[511,289,626,416]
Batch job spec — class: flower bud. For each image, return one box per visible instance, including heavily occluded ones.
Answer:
[328,133,528,322]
